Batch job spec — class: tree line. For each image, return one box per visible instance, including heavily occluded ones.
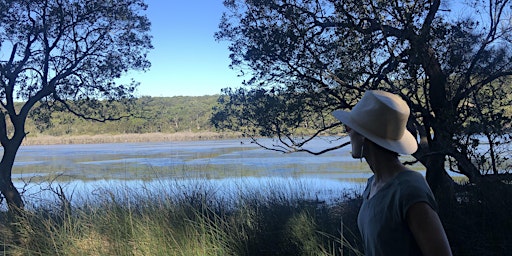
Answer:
[23,96,221,136]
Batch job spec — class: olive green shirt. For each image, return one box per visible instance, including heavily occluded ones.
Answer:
[357,170,437,256]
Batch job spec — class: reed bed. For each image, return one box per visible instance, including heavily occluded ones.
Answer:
[2,178,511,255]
[22,132,242,145]
[0,179,363,256]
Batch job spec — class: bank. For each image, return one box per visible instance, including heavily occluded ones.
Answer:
[22,132,243,146]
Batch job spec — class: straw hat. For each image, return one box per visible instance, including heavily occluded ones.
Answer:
[332,90,417,155]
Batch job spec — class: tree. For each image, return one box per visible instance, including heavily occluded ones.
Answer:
[213,0,512,197]
[0,0,152,211]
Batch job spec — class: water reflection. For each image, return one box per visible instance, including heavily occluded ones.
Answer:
[13,138,373,180]
[9,137,437,205]
[15,176,366,209]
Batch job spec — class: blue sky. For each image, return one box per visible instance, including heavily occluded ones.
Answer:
[128,0,244,97]
[129,1,473,97]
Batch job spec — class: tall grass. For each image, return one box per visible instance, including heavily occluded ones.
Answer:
[3,178,512,255]
[0,179,363,256]
[22,132,242,146]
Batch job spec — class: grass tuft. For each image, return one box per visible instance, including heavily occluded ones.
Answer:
[0,179,362,256]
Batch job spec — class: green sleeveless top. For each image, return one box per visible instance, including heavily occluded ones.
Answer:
[357,170,437,256]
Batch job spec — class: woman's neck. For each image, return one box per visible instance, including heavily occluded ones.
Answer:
[365,144,408,184]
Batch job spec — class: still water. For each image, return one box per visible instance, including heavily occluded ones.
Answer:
[10,137,422,205]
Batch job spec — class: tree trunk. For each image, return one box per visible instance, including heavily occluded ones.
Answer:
[422,153,457,216]
[0,174,24,210]
[0,137,25,211]
[424,154,455,195]
[453,151,483,183]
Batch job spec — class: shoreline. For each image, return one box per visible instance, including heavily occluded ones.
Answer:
[22,132,243,146]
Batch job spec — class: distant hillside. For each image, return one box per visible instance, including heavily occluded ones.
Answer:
[24,95,222,137]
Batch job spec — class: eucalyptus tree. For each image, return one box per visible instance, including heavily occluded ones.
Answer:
[0,0,152,210]
[213,0,512,196]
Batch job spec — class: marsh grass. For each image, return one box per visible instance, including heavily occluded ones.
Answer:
[22,132,242,146]
[2,178,511,255]
[0,179,363,256]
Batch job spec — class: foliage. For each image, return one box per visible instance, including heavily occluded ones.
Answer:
[443,181,512,256]
[22,95,222,136]
[0,0,152,210]
[213,88,344,143]
[213,0,512,191]
[459,83,512,175]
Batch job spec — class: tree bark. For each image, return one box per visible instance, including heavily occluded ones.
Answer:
[0,175,23,211]
[423,154,455,196]
[0,136,25,211]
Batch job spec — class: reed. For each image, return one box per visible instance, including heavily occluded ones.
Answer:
[0,179,363,256]
[22,132,243,145]
[3,177,511,255]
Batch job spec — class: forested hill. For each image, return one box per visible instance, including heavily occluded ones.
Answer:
[24,96,222,137]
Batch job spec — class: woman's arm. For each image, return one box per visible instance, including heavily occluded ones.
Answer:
[407,202,453,256]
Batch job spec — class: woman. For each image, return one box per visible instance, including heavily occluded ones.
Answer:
[332,90,452,256]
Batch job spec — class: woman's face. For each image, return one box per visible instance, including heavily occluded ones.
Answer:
[346,126,365,159]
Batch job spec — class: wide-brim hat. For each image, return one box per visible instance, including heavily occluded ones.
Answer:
[332,90,418,155]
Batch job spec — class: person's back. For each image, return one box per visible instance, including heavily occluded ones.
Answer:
[358,170,437,256]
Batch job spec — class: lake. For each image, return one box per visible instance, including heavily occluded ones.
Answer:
[10,137,425,206]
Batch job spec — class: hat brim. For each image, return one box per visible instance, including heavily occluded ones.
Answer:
[333,110,417,155]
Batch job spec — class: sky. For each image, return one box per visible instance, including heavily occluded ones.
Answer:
[130,1,474,97]
[127,0,245,97]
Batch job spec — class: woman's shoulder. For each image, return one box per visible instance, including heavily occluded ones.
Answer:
[396,170,425,181]
[394,170,438,213]
[394,170,430,190]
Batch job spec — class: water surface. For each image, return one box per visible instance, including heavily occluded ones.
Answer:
[9,137,425,205]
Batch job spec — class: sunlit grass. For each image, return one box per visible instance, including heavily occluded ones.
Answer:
[1,179,363,256]
[22,132,242,146]
[3,174,511,255]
